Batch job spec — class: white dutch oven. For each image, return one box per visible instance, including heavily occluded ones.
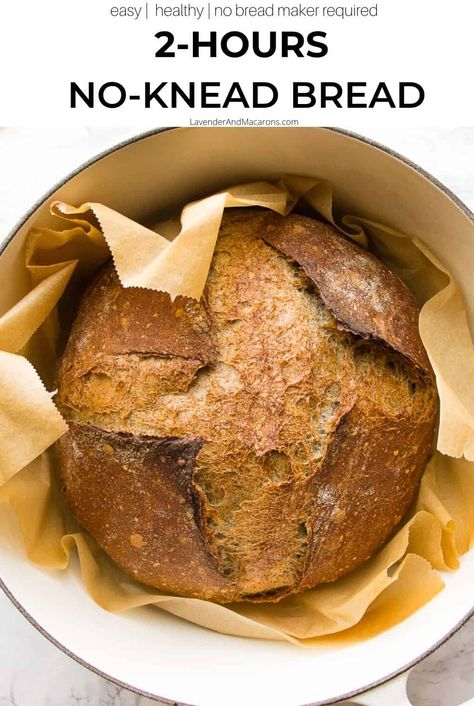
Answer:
[0,127,473,706]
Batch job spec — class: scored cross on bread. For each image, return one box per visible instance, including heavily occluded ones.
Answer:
[55,209,438,603]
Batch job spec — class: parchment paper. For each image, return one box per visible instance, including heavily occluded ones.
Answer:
[0,177,473,646]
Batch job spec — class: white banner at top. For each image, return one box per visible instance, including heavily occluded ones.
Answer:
[0,0,473,126]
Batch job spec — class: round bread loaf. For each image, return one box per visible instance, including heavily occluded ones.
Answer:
[55,209,438,603]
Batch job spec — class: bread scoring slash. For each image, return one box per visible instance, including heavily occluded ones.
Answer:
[55,209,438,603]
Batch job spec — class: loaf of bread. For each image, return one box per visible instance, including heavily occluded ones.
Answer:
[55,209,438,603]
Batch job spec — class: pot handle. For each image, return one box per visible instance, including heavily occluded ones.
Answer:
[344,671,474,706]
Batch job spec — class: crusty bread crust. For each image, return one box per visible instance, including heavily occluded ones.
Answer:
[55,210,438,603]
[56,424,235,598]
[260,211,431,374]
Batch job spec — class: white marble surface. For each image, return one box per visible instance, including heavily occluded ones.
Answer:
[0,127,473,706]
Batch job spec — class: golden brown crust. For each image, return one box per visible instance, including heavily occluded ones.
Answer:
[300,347,438,588]
[259,211,432,375]
[56,423,238,599]
[55,209,438,603]
[58,264,216,383]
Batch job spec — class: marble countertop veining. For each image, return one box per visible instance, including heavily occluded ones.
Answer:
[0,127,473,706]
